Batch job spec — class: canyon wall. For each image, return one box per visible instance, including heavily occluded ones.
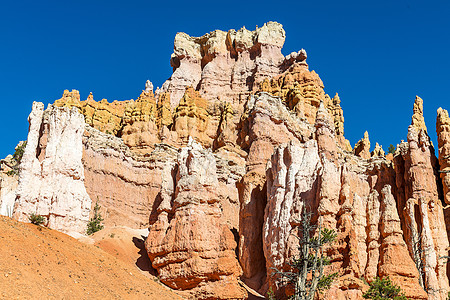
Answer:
[4,22,450,299]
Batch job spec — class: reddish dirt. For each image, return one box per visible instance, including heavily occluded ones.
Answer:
[87,226,156,277]
[0,216,182,299]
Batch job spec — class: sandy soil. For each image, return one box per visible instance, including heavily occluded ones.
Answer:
[0,216,182,299]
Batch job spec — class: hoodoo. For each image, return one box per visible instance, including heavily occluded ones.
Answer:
[1,22,450,299]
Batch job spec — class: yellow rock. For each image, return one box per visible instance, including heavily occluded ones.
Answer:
[411,96,427,132]
[173,87,210,146]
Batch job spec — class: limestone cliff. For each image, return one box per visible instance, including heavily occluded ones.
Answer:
[5,22,450,300]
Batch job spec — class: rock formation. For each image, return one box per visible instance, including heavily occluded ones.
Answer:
[354,131,371,159]
[13,103,92,235]
[437,107,450,204]
[82,125,178,229]
[262,100,430,299]
[162,22,286,108]
[4,22,450,299]
[0,155,19,217]
[394,97,449,300]
[145,139,245,299]
[371,142,385,157]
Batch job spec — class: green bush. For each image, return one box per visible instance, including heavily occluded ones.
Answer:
[363,277,407,300]
[13,141,27,163]
[87,202,104,235]
[29,213,46,226]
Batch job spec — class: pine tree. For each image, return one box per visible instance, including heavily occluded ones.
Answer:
[86,202,104,235]
[273,209,337,300]
[363,277,408,300]
[388,144,396,154]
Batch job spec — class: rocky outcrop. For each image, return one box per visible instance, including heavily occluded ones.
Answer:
[371,142,385,157]
[82,125,178,229]
[354,131,371,159]
[0,155,19,216]
[437,107,450,204]
[121,89,159,154]
[13,102,92,235]
[145,139,245,299]
[161,22,286,108]
[173,87,211,146]
[55,89,128,136]
[259,60,351,151]
[237,92,313,289]
[393,97,450,300]
[262,101,429,299]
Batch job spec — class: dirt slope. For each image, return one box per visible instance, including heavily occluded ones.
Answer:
[0,216,181,299]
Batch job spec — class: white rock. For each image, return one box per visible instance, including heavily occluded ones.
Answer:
[13,103,92,234]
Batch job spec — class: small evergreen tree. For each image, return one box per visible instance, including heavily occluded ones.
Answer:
[13,141,27,163]
[388,144,396,155]
[363,277,408,300]
[87,202,104,235]
[273,209,338,300]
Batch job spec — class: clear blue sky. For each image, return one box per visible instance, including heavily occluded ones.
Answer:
[1,0,449,158]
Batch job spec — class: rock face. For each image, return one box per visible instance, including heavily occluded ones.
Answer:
[9,22,450,300]
[161,21,286,108]
[13,103,92,235]
[437,107,450,204]
[354,131,371,159]
[145,139,245,299]
[395,97,449,300]
[262,100,432,299]
[82,125,178,229]
[0,156,19,217]
[237,92,313,289]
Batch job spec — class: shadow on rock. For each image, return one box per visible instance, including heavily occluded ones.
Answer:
[133,235,157,276]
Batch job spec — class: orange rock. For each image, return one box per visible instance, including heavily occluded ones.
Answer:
[145,140,246,299]
[394,97,449,300]
[354,131,371,159]
[437,107,450,205]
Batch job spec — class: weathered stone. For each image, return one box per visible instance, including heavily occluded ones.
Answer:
[371,142,385,157]
[394,97,449,300]
[237,92,313,290]
[82,125,178,229]
[0,154,19,217]
[145,139,246,299]
[354,131,371,159]
[173,87,211,147]
[162,22,286,108]
[261,102,428,299]
[412,96,427,132]
[13,103,92,235]
[54,89,129,136]
[437,107,450,204]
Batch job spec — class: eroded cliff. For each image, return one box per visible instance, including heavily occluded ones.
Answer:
[3,22,450,299]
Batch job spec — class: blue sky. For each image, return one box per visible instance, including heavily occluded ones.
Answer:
[1,0,449,158]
